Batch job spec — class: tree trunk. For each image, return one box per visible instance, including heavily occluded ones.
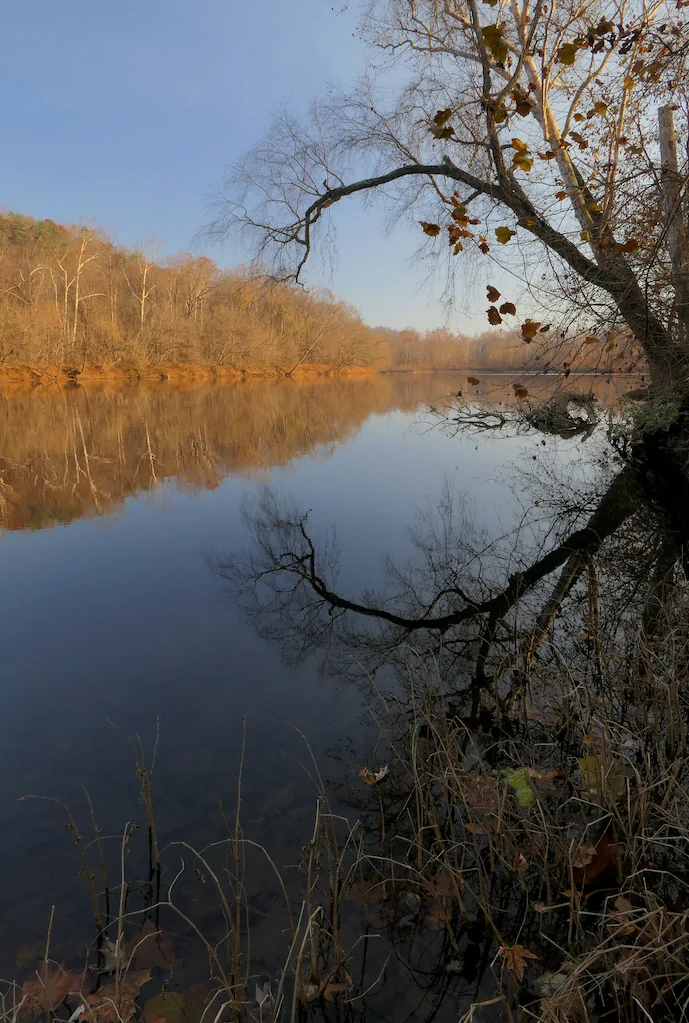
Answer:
[659,106,689,341]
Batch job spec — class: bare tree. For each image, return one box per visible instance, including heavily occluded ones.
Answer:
[216,0,689,393]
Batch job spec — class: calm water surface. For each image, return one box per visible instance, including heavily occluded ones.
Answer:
[0,373,631,1014]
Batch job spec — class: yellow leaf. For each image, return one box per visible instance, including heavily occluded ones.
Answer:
[502,767,536,807]
[420,222,441,237]
[511,137,529,152]
[495,226,516,244]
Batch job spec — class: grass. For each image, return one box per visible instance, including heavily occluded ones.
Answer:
[5,611,689,1023]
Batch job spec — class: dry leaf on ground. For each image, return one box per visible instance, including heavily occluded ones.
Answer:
[131,920,175,970]
[83,969,152,1023]
[359,765,389,784]
[21,965,89,1013]
[499,944,537,982]
[573,843,597,868]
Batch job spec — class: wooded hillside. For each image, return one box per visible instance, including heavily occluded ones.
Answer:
[0,212,625,375]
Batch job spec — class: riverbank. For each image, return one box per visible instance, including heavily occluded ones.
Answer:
[0,361,379,389]
[0,361,636,392]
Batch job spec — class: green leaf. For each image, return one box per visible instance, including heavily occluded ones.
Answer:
[502,768,536,808]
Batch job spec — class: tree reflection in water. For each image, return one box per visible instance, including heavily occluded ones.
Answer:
[214,397,689,1022]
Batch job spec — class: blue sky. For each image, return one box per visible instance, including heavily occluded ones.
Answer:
[1,0,489,331]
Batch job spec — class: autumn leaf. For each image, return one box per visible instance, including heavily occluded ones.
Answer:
[513,386,529,399]
[511,137,528,152]
[557,42,580,65]
[521,320,541,340]
[570,131,588,150]
[495,226,516,244]
[555,190,568,201]
[467,376,480,385]
[580,229,590,242]
[573,112,586,123]
[539,324,551,333]
[481,24,508,65]
[143,986,213,1023]
[132,919,175,970]
[617,238,639,253]
[22,965,89,1013]
[583,335,599,344]
[420,222,441,237]
[359,765,389,784]
[607,895,636,935]
[432,125,455,140]
[432,108,453,127]
[500,301,516,315]
[573,842,597,868]
[493,101,508,123]
[487,306,503,325]
[512,154,533,172]
[85,970,152,1023]
[429,110,456,139]
[486,285,501,302]
[538,151,556,160]
[514,97,532,116]
[499,944,537,982]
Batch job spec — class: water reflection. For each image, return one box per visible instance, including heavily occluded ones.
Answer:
[0,373,628,531]
[1,372,669,1023]
[213,395,689,1021]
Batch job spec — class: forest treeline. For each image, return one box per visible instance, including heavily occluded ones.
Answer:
[0,212,618,376]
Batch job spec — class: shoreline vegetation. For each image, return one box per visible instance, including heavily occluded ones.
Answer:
[0,212,633,385]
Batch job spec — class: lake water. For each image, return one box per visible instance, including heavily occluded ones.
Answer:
[0,372,633,1018]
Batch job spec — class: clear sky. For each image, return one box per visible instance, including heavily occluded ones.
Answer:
[1,0,490,332]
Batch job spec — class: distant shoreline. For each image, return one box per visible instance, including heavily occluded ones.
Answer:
[0,362,638,390]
